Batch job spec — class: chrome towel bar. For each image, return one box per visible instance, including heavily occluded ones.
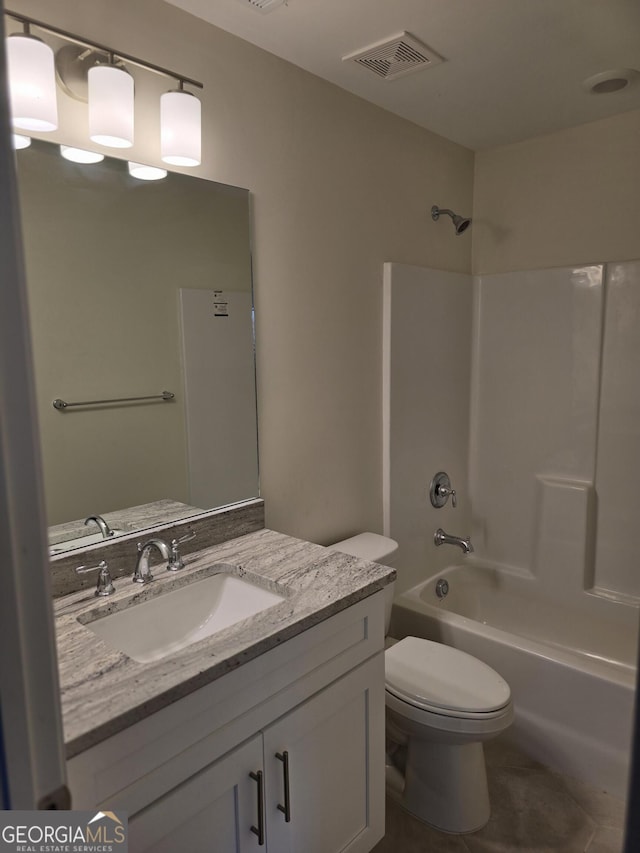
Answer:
[52,391,175,410]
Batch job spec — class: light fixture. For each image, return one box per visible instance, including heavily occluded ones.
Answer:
[4,10,204,164]
[161,84,201,167]
[88,59,135,148]
[60,145,104,164]
[128,162,167,181]
[12,134,32,149]
[6,27,58,132]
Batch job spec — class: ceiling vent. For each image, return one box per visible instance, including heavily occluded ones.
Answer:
[343,32,443,81]
[242,0,287,12]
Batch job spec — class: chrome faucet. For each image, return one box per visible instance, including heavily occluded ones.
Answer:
[133,538,171,584]
[85,514,113,539]
[167,531,196,572]
[434,528,474,554]
[75,560,116,597]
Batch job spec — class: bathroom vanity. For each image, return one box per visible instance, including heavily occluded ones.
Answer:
[54,528,393,852]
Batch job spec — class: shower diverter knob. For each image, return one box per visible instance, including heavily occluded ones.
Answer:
[429,471,457,509]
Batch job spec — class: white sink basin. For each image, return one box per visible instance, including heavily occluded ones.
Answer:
[81,568,286,663]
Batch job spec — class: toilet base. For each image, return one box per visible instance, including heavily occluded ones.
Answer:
[395,739,491,834]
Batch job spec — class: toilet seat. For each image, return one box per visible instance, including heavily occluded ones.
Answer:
[385,637,511,719]
[385,686,513,737]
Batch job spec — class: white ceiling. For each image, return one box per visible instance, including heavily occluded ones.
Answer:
[164,0,640,150]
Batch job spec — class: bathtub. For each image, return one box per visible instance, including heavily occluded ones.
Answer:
[390,562,639,798]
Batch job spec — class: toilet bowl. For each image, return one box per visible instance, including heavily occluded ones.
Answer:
[328,533,514,834]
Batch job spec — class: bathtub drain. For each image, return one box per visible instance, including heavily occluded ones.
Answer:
[435,578,449,599]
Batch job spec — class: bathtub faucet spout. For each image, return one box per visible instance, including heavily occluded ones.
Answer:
[434,528,474,554]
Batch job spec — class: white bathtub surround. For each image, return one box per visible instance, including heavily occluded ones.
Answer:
[382,263,473,594]
[532,475,596,596]
[470,265,604,573]
[383,260,640,798]
[595,260,640,598]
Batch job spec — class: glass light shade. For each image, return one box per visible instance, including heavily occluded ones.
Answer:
[60,146,104,164]
[13,134,31,149]
[128,162,167,181]
[7,34,58,132]
[161,90,201,167]
[88,64,134,148]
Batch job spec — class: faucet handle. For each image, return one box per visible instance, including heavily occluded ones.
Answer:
[429,471,457,508]
[168,531,196,572]
[75,560,115,597]
[439,485,457,508]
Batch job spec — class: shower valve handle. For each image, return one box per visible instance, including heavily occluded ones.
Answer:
[438,485,457,508]
[429,472,457,509]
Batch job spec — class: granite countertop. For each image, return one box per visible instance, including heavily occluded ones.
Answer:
[54,528,395,758]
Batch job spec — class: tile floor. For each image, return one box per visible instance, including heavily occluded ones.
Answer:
[373,737,626,853]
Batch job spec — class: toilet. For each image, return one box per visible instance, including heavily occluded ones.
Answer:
[328,533,513,834]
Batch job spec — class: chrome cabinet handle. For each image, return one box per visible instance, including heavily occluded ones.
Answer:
[275,750,291,822]
[249,770,265,845]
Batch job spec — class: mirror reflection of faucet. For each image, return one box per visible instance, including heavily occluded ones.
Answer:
[434,528,474,554]
[84,514,114,539]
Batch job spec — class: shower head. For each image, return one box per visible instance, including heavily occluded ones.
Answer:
[431,205,472,235]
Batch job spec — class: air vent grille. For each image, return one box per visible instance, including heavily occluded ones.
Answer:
[343,32,442,80]
[243,0,286,12]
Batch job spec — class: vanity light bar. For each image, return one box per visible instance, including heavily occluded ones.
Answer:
[5,10,203,164]
[4,10,204,90]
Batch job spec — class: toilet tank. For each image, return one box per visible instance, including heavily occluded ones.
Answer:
[327,532,398,633]
[328,532,398,565]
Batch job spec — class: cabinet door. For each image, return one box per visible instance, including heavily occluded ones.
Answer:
[128,734,264,853]
[263,653,385,853]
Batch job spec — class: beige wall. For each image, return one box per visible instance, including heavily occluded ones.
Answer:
[11,0,474,543]
[473,109,640,274]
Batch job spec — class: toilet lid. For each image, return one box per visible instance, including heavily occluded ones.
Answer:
[385,637,511,714]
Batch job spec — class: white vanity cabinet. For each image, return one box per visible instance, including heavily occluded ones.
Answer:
[67,591,386,853]
[262,657,381,853]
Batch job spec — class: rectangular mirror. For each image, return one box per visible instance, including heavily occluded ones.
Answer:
[16,140,259,555]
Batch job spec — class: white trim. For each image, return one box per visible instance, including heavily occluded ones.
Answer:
[381,263,393,538]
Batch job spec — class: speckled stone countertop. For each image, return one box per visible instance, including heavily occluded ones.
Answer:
[55,528,395,759]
